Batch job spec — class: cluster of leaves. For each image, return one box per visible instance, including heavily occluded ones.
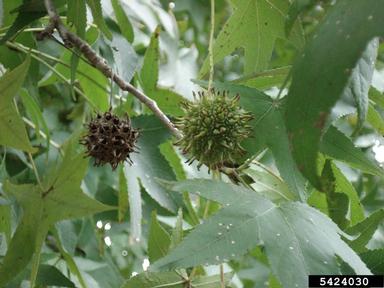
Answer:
[0,0,383,288]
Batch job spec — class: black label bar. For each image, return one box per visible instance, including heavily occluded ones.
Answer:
[308,275,383,287]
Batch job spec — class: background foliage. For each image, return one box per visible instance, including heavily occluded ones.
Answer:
[0,0,383,287]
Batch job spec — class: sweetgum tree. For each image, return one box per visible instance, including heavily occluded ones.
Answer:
[0,0,383,287]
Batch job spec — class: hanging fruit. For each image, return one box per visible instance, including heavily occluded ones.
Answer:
[80,110,139,170]
[175,90,253,171]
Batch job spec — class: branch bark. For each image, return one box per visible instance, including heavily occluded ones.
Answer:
[39,0,182,139]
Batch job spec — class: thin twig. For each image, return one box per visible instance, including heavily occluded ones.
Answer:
[39,0,182,138]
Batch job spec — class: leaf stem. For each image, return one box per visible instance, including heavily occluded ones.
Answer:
[30,243,42,287]
[9,42,97,108]
[23,117,62,153]
[202,199,211,220]
[207,0,215,93]
[183,192,200,226]
[6,41,108,93]
[28,153,43,190]
[220,263,225,288]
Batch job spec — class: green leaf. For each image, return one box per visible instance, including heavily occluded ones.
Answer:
[0,204,11,245]
[153,179,370,288]
[55,221,77,255]
[39,50,109,111]
[170,209,183,249]
[232,66,290,90]
[330,163,365,226]
[121,271,233,288]
[369,87,384,108]
[121,271,184,288]
[139,28,183,116]
[110,33,138,84]
[124,160,142,241]
[320,126,382,176]
[85,0,112,40]
[118,165,129,222]
[67,0,87,38]
[123,116,180,242]
[346,209,384,253]
[0,0,59,44]
[190,273,234,288]
[199,0,304,76]
[159,143,199,226]
[36,264,76,287]
[124,116,179,213]
[51,227,87,288]
[0,0,66,44]
[140,28,160,91]
[343,38,378,133]
[245,168,295,202]
[367,103,384,134]
[285,0,316,35]
[320,160,349,229]
[360,249,384,274]
[1,0,22,27]
[0,141,114,286]
[67,0,87,96]
[111,0,134,43]
[286,0,384,189]
[20,89,50,147]
[0,56,36,153]
[159,141,186,181]
[148,211,171,262]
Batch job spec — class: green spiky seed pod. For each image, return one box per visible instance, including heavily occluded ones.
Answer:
[80,110,139,170]
[175,90,253,171]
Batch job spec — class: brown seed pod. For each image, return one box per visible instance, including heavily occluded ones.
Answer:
[80,110,139,170]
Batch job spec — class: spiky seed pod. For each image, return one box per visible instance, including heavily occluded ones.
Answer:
[175,90,253,171]
[80,110,139,170]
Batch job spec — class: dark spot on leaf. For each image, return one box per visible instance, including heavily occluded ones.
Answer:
[314,111,328,130]
[264,22,268,26]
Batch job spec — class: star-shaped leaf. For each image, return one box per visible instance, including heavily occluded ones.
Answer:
[199,0,304,76]
[152,179,370,288]
[0,141,114,286]
[0,57,36,153]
